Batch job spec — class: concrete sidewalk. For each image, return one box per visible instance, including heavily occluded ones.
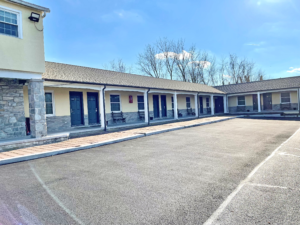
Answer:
[0,116,237,166]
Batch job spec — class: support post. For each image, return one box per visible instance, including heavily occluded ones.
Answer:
[298,88,300,112]
[99,88,105,129]
[194,94,198,117]
[144,91,149,123]
[211,94,214,115]
[257,92,261,112]
[28,79,47,138]
[223,95,227,113]
[173,92,178,119]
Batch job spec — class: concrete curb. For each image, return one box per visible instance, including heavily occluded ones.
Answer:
[0,117,240,166]
[0,134,145,166]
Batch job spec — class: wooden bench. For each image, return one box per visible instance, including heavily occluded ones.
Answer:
[280,103,292,110]
[237,106,246,112]
[111,111,126,123]
[138,111,145,120]
[187,108,196,116]
[172,109,183,117]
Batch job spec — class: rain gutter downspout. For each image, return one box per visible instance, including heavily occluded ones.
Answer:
[147,88,151,126]
[103,85,107,131]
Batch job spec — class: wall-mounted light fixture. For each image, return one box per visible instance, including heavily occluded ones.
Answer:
[29,12,40,22]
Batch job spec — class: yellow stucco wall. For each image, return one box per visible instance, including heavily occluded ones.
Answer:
[23,86,99,117]
[272,91,298,104]
[0,0,46,74]
[177,95,195,109]
[228,95,253,107]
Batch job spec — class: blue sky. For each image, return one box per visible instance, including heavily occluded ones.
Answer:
[31,0,300,79]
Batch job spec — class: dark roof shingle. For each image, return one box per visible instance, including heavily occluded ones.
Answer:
[43,62,224,94]
[214,76,300,94]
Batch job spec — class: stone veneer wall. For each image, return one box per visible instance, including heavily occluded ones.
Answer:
[0,79,26,140]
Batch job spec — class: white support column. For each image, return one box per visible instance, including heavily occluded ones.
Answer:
[174,92,178,119]
[99,88,105,129]
[257,92,261,112]
[210,95,214,115]
[194,94,198,117]
[223,95,227,113]
[297,88,300,112]
[144,91,149,123]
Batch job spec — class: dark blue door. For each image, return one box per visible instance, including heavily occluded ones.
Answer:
[161,95,167,117]
[153,95,160,118]
[87,92,99,125]
[200,97,203,114]
[70,92,84,126]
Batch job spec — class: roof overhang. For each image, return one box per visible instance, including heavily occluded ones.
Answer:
[5,0,50,12]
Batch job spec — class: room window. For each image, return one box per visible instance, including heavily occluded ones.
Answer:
[0,8,20,38]
[137,96,144,110]
[238,96,245,106]
[206,98,209,107]
[186,97,191,108]
[110,95,120,111]
[45,92,54,115]
[172,97,174,109]
[281,93,290,103]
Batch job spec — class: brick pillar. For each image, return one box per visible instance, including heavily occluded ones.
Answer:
[28,79,47,138]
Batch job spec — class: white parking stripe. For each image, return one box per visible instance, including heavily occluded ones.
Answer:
[248,183,288,189]
[30,163,85,225]
[279,152,300,158]
[203,127,300,225]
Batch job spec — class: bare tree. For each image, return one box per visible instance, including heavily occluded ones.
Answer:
[156,38,177,80]
[174,40,193,82]
[137,44,164,78]
[104,58,133,73]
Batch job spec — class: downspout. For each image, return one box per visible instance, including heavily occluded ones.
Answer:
[147,88,151,126]
[197,92,200,118]
[103,85,107,131]
[298,88,300,113]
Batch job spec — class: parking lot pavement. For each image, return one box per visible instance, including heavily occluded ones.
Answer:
[0,118,300,224]
[206,119,300,225]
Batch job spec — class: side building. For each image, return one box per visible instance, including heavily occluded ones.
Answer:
[215,77,300,113]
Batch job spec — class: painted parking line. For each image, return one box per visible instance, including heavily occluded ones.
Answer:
[203,126,300,225]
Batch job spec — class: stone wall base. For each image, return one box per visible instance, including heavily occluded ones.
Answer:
[0,78,26,140]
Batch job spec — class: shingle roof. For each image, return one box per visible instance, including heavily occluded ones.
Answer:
[214,76,300,94]
[7,0,50,12]
[43,62,224,94]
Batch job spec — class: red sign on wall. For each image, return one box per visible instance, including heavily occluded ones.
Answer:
[129,95,133,103]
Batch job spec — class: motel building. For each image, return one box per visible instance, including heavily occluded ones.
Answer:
[1,0,300,151]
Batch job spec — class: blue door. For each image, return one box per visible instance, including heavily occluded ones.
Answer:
[200,97,203,113]
[70,92,84,126]
[153,95,160,118]
[87,92,99,125]
[161,95,167,117]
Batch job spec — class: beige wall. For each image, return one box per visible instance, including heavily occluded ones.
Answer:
[228,95,253,107]
[272,91,298,104]
[23,86,99,117]
[177,94,195,109]
[0,0,46,74]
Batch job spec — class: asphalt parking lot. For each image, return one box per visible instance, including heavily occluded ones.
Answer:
[0,118,300,225]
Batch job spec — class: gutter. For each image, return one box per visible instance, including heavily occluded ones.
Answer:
[6,0,50,12]
[44,79,225,95]
[103,85,107,131]
[147,88,151,125]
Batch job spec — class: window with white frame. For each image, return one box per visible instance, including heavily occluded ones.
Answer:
[0,7,20,38]
[281,92,290,104]
[238,96,245,106]
[137,96,144,110]
[206,98,209,107]
[171,97,174,109]
[110,95,120,111]
[45,92,54,115]
[186,97,191,108]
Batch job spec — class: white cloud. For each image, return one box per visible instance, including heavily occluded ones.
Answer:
[155,50,191,60]
[245,41,265,46]
[287,68,300,73]
[223,74,231,78]
[188,61,211,69]
[101,10,143,23]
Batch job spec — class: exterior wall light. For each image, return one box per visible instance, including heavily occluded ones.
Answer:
[29,12,40,22]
